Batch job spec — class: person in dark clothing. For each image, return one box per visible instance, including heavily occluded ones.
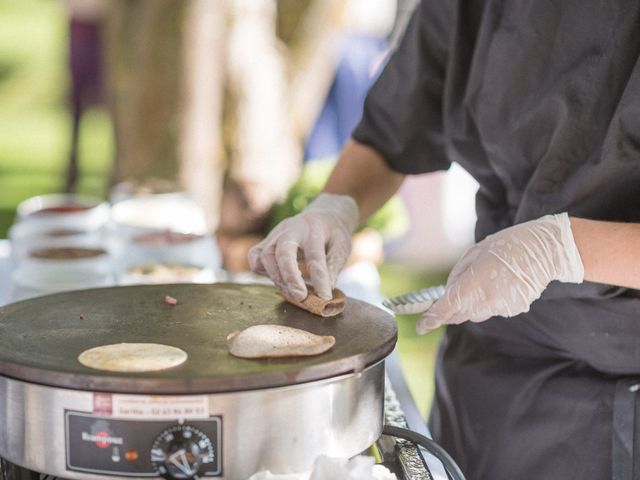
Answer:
[249,1,640,479]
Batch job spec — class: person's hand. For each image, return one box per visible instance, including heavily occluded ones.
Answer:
[248,193,359,301]
[417,213,584,334]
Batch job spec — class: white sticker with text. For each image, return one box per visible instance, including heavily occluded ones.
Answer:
[111,395,210,419]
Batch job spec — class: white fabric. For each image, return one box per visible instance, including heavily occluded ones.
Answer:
[248,455,396,480]
[247,472,303,480]
[310,456,396,480]
[0,240,10,306]
[417,213,584,333]
[248,193,359,301]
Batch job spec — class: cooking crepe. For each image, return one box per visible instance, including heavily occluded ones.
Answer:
[78,343,188,372]
[278,285,346,317]
[227,324,335,359]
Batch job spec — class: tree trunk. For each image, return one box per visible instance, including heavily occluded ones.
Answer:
[104,0,226,230]
[178,0,227,231]
[104,0,185,183]
[287,0,348,140]
[220,0,300,236]
[104,0,350,236]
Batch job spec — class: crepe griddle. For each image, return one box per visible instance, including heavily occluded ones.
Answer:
[0,283,397,393]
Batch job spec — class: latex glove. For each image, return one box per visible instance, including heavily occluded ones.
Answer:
[417,213,584,333]
[248,193,359,301]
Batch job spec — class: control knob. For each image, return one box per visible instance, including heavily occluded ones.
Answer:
[150,425,215,479]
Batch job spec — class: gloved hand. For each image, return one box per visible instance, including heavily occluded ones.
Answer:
[417,213,584,334]
[248,193,359,301]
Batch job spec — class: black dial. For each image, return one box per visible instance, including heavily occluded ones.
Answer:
[151,425,215,479]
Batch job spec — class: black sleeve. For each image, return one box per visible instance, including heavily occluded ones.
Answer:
[352,0,452,174]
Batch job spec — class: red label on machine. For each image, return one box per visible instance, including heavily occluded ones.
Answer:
[95,431,114,448]
[93,393,113,416]
[109,395,210,419]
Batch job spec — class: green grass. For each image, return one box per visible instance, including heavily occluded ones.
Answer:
[0,0,113,237]
[379,263,448,418]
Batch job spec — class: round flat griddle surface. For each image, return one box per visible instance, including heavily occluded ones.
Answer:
[0,284,397,393]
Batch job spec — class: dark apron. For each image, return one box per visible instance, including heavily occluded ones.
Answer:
[429,316,640,480]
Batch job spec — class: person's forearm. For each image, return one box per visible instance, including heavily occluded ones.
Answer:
[323,139,405,222]
[570,217,640,289]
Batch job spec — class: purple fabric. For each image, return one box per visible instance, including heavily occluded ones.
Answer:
[304,34,388,161]
[69,19,103,110]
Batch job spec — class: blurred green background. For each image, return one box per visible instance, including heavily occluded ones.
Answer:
[0,0,113,235]
[0,0,445,418]
[379,264,446,416]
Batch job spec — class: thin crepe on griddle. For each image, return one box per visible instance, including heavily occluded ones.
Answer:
[227,324,335,359]
[278,285,346,317]
[78,343,188,372]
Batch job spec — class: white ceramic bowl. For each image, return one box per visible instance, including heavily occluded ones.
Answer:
[118,261,216,285]
[8,221,106,267]
[114,230,221,284]
[110,194,207,234]
[16,194,110,231]
[9,246,115,301]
